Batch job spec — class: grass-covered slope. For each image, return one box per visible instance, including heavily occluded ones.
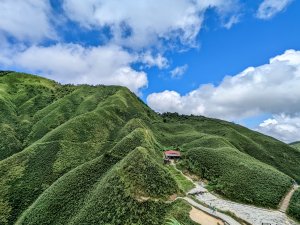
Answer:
[154,116,296,207]
[288,188,300,222]
[182,147,290,207]
[290,141,300,151]
[0,71,300,224]
[16,148,179,225]
[156,114,300,184]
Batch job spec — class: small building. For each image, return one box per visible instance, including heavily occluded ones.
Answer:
[164,150,181,159]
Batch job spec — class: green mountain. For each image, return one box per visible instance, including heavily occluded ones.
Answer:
[0,71,299,225]
[290,141,300,150]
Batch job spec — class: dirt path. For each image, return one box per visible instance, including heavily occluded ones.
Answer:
[181,197,241,225]
[279,185,299,213]
[189,207,224,225]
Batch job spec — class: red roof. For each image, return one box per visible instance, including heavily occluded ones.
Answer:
[164,150,181,156]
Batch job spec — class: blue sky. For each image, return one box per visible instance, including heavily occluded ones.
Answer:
[145,0,300,95]
[1,0,300,142]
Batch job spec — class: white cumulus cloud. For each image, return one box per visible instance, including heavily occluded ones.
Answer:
[0,0,241,94]
[0,44,148,93]
[257,114,300,143]
[140,52,169,69]
[256,0,293,20]
[0,0,56,42]
[148,49,300,142]
[170,64,188,79]
[62,0,241,49]
[147,49,300,120]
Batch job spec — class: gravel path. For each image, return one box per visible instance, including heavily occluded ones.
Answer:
[172,164,242,225]
[173,164,299,225]
[193,184,299,225]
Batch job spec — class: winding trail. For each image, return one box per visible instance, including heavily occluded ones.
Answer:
[172,164,299,225]
[279,185,299,213]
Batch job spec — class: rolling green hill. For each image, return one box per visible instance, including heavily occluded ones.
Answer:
[0,71,300,224]
[290,141,300,151]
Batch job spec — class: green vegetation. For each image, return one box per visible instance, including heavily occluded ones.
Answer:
[166,165,195,193]
[0,72,299,224]
[165,200,199,225]
[165,218,184,225]
[16,148,178,225]
[181,146,291,207]
[219,210,252,225]
[287,188,300,222]
[290,141,300,151]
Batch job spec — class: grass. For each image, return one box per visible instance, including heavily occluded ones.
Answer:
[290,141,300,151]
[180,146,292,208]
[164,200,199,225]
[165,218,184,225]
[166,165,195,193]
[16,148,179,225]
[218,210,252,225]
[287,188,300,222]
[0,72,300,224]
[158,113,300,183]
